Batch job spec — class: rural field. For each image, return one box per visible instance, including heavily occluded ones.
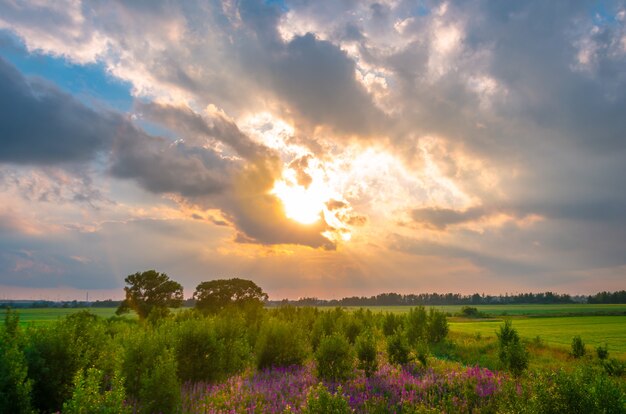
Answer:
[2,299,625,413]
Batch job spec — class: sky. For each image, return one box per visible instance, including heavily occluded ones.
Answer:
[1,0,625,300]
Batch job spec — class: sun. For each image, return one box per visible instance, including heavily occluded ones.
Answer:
[272,180,330,225]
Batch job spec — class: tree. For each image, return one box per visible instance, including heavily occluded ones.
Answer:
[116,270,183,320]
[193,278,268,315]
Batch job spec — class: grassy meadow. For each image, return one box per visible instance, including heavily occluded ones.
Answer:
[1,304,625,413]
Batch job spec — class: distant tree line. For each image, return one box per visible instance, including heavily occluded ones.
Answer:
[587,290,626,304]
[270,291,590,307]
[3,289,626,309]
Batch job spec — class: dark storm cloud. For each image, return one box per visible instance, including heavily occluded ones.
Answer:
[411,207,488,230]
[271,33,386,135]
[110,134,232,197]
[0,57,123,164]
[135,101,276,160]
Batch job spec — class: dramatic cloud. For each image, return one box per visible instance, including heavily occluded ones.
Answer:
[1,0,626,297]
[0,57,122,164]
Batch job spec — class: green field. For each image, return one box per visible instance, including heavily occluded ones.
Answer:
[1,307,132,324]
[450,315,626,356]
[339,304,626,316]
[3,305,626,357]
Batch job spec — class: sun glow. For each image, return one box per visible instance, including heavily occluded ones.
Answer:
[272,179,331,225]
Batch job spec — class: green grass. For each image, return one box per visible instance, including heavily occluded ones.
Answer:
[450,315,626,357]
[339,304,626,316]
[1,307,133,325]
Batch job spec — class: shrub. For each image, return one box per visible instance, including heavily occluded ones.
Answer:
[62,368,130,414]
[214,313,251,376]
[24,312,109,413]
[315,334,354,381]
[496,320,528,376]
[596,343,609,360]
[355,331,378,377]
[311,311,340,351]
[405,307,428,345]
[382,313,402,337]
[175,319,223,382]
[303,384,351,414]
[341,316,363,345]
[256,318,308,369]
[120,327,180,413]
[387,330,411,366]
[0,325,32,414]
[426,308,448,343]
[500,367,625,413]
[571,336,585,358]
[137,349,180,414]
[460,306,481,318]
[601,358,625,377]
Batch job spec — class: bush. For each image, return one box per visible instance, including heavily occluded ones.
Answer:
[311,309,342,351]
[175,319,224,382]
[496,320,528,376]
[24,312,109,413]
[0,323,32,414]
[387,330,411,366]
[120,327,180,412]
[500,367,625,413]
[601,358,625,377]
[355,331,377,377]
[460,306,481,318]
[315,334,354,381]
[426,308,448,344]
[303,384,351,414]
[62,368,130,414]
[405,307,428,346]
[256,318,308,369]
[571,336,585,358]
[382,313,403,337]
[341,316,363,345]
[596,343,609,360]
[137,349,180,414]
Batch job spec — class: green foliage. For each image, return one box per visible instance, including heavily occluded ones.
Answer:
[256,318,308,369]
[387,330,411,366]
[175,318,223,383]
[382,312,403,337]
[499,366,625,414]
[193,278,268,315]
[0,311,32,414]
[460,306,481,318]
[601,358,625,377]
[62,368,130,414]
[341,316,363,345]
[496,320,528,376]
[355,331,378,377]
[138,349,181,414]
[24,311,109,413]
[311,309,341,351]
[116,270,183,320]
[571,335,586,358]
[596,343,609,360]
[426,308,448,343]
[303,384,351,414]
[315,334,354,381]
[405,307,428,346]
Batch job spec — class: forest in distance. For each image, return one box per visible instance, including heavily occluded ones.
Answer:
[1,271,625,413]
[3,289,626,310]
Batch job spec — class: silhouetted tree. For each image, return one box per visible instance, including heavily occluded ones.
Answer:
[193,278,268,315]
[116,270,183,320]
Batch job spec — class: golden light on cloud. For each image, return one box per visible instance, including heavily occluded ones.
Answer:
[272,180,329,225]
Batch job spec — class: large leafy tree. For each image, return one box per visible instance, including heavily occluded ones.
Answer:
[193,278,268,315]
[116,270,183,320]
